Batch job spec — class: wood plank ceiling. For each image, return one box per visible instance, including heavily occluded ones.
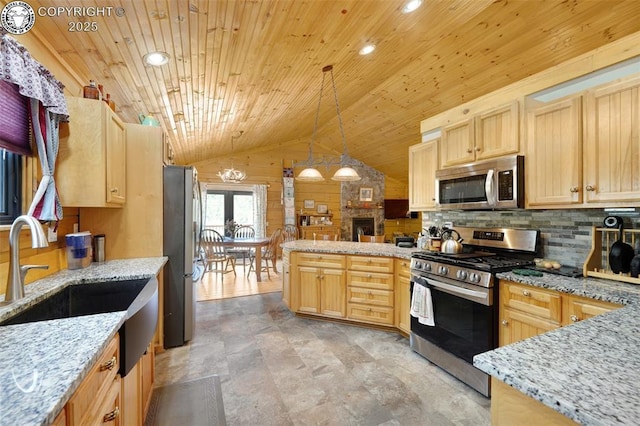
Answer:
[15,0,640,182]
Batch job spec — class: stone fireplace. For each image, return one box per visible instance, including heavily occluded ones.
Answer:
[351,217,375,241]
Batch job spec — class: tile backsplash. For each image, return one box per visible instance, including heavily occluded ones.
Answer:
[422,209,640,268]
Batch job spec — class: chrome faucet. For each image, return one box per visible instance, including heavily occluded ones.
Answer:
[5,215,49,303]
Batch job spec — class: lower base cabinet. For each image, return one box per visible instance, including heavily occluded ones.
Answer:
[395,259,411,334]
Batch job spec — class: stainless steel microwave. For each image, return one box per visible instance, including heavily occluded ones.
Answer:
[435,155,524,210]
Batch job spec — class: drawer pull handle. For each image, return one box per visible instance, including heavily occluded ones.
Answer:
[570,314,580,322]
[501,320,509,326]
[103,406,120,422]
[110,187,118,193]
[100,356,117,371]
[522,290,530,297]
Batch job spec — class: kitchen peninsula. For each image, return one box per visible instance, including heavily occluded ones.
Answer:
[281,240,415,331]
[474,272,640,425]
[0,258,166,426]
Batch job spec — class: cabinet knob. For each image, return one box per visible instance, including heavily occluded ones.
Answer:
[585,185,595,192]
[103,406,120,422]
[570,314,580,322]
[569,187,579,193]
[100,356,117,371]
[110,187,118,193]
[522,290,530,297]
[367,274,372,278]
[475,147,481,152]
[467,149,473,153]
[501,319,509,326]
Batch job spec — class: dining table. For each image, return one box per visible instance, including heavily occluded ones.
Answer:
[222,237,272,281]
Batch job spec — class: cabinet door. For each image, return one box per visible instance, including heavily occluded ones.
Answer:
[320,268,346,318]
[395,271,410,334]
[562,294,621,326]
[526,97,583,207]
[106,111,126,204]
[297,266,320,314]
[441,118,475,167]
[475,101,519,161]
[499,308,560,346]
[584,77,640,204]
[282,254,291,308]
[408,140,438,210]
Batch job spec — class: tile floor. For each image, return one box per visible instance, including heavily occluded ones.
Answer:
[154,292,491,425]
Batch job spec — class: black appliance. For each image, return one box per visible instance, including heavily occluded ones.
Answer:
[409,226,539,397]
[384,199,418,219]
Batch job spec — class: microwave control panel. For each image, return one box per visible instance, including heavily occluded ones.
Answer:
[497,170,514,201]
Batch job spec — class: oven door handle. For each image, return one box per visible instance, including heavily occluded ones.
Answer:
[413,274,490,305]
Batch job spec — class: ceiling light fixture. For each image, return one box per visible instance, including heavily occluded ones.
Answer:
[295,65,361,182]
[217,131,247,183]
[359,44,376,56]
[143,51,170,66]
[401,0,423,13]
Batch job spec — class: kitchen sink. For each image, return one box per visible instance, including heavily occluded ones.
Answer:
[0,277,158,376]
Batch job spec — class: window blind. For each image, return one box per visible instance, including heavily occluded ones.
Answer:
[0,79,30,155]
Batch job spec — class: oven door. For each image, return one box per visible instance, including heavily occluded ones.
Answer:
[410,273,495,364]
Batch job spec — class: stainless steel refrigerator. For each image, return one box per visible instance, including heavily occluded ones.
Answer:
[163,165,202,348]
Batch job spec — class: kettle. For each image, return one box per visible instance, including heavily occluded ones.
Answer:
[138,113,160,127]
[441,229,464,254]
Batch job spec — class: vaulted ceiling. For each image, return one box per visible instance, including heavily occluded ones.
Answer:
[18,0,640,182]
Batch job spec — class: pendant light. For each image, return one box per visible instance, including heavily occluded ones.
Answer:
[217,132,247,183]
[295,65,360,182]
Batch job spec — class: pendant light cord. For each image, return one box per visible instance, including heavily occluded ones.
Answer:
[326,65,348,158]
[307,68,328,164]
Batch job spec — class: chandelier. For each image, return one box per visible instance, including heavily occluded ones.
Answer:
[217,132,247,183]
[295,65,361,182]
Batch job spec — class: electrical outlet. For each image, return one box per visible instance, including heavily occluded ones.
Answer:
[47,226,57,242]
[444,221,453,229]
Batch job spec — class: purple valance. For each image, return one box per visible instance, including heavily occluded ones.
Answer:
[0,34,68,119]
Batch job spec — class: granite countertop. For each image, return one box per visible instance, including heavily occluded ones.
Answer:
[281,240,417,259]
[0,257,167,426]
[474,271,640,425]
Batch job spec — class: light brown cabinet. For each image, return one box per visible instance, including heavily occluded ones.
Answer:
[440,101,519,168]
[499,280,621,346]
[408,140,438,211]
[583,76,640,205]
[296,253,346,318]
[282,251,291,308]
[57,97,126,207]
[394,259,411,334]
[346,255,395,326]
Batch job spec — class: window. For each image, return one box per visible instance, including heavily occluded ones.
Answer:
[0,149,22,225]
[204,189,254,233]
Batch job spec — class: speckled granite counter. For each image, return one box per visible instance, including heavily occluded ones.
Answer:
[281,240,417,259]
[474,272,640,425]
[0,257,167,426]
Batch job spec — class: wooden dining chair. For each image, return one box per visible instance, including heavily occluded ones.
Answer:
[282,224,299,242]
[226,225,255,268]
[200,229,236,276]
[358,234,385,243]
[248,228,282,279]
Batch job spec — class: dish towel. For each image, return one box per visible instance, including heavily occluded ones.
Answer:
[410,284,435,326]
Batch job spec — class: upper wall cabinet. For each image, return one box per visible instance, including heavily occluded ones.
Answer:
[57,97,126,207]
[440,101,519,168]
[583,77,640,205]
[525,97,583,207]
[409,139,438,211]
[526,75,640,208]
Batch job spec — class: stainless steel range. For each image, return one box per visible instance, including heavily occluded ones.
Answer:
[409,226,539,397]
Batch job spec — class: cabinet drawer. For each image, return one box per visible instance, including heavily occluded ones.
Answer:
[395,259,411,278]
[501,282,561,322]
[347,286,394,307]
[348,256,394,273]
[347,303,395,325]
[67,334,120,425]
[562,295,621,326]
[347,271,394,290]
[88,375,122,425]
[295,252,345,269]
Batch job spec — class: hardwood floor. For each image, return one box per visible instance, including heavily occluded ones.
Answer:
[196,259,283,301]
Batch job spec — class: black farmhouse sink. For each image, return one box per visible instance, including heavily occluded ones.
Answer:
[0,277,158,376]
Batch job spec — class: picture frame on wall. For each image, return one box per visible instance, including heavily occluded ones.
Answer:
[317,204,328,214]
[304,199,315,209]
[359,187,373,202]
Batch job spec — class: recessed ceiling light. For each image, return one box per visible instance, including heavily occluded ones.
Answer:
[402,0,422,13]
[359,44,376,55]
[143,51,170,66]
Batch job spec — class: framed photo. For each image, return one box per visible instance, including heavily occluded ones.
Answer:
[317,204,328,214]
[304,199,315,209]
[359,187,373,202]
